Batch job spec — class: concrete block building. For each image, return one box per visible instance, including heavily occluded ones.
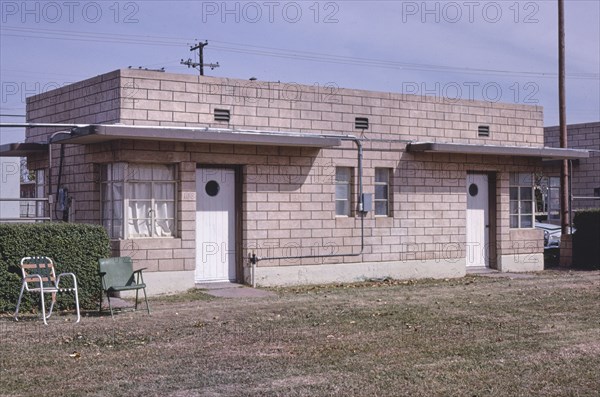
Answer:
[0,69,589,293]
[543,122,600,216]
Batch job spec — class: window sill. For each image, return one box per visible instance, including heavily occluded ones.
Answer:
[509,228,543,239]
[111,237,183,250]
[124,236,177,239]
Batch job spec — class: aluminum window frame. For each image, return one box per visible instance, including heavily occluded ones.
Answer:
[374,168,391,217]
[509,172,534,229]
[335,167,352,217]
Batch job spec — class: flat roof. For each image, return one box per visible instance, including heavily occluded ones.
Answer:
[407,142,589,160]
[0,143,48,157]
[51,125,342,148]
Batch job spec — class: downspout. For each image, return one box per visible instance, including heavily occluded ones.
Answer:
[249,135,366,277]
[568,159,573,232]
[47,130,72,221]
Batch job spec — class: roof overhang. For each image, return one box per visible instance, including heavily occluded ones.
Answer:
[51,124,342,148]
[0,142,48,157]
[407,142,589,160]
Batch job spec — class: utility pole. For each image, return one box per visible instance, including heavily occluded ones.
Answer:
[193,41,208,76]
[181,41,220,76]
[558,0,568,233]
[558,0,571,266]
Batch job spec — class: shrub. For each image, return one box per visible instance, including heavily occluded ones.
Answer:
[0,223,110,312]
[573,209,600,270]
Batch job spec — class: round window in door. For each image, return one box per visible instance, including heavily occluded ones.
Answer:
[469,183,479,197]
[205,180,220,197]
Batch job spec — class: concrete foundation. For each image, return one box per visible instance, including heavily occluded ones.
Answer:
[249,258,467,287]
[121,253,547,295]
[121,270,196,297]
[497,253,544,272]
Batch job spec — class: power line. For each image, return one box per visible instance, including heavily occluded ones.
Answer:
[2,26,598,80]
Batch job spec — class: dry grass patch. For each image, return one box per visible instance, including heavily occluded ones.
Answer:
[1,271,599,396]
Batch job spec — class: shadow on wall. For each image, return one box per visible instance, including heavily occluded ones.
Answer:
[245,147,325,193]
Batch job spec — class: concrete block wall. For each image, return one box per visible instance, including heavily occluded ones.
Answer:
[24,69,546,276]
[26,71,122,142]
[117,69,544,147]
[545,122,600,210]
[26,71,123,224]
[83,141,543,271]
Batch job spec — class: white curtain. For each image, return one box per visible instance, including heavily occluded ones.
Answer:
[154,182,174,236]
[126,164,175,237]
[111,182,124,238]
[100,163,126,238]
[151,165,173,181]
[102,163,177,239]
[128,182,151,237]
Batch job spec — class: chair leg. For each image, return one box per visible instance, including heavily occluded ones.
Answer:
[106,292,115,319]
[142,287,150,315]
[14,282,26,321]
[73,288,81,324]
[135,288,139,311]
[46,292,56,319]
[39,288,48,326]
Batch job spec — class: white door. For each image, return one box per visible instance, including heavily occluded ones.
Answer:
[466,173,489,268]
[195,168,236,282]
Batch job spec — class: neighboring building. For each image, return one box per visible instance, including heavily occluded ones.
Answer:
[0,157,20,220]
[543,122,600,218]
[0,69,589,293]
[0,156,48,222]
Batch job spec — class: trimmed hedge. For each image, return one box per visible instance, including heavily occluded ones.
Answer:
[0,223,110,312]
[573,209,600,270]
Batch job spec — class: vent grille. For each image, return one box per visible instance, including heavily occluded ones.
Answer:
[478,125,490,137]
[355,117,369,130]
[214,108,230,122]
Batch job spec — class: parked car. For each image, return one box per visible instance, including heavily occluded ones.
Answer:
[535,222,576,248]
[535,222,576,266]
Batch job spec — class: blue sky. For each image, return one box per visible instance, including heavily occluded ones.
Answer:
[1,0,599,144]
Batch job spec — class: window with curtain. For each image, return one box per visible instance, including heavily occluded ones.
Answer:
[101,163,176,239]
[335,167,352,217]
[509,172,534,228]
[374,168,390,216]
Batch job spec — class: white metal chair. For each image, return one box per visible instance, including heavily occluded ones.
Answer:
[14,256,81,325]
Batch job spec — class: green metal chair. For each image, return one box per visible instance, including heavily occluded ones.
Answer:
[98,257,150,318]
[15,256,81,325]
